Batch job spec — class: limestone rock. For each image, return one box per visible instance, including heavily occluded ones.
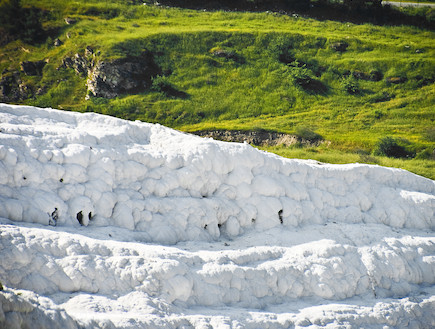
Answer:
[86,52,159,98]
[0,73,33,102]
[192,130,324,147]
[61,54,89,76]
[54,38,63,47]
[61,50,160,99]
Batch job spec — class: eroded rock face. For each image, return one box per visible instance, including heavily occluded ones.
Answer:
[192,130,325,147]
[86,52,159,98]
[60,50,160,99]
[0,73,33,102]
[61,53,90,76]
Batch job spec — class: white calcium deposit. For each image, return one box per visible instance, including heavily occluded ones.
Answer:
[0,103,434,328]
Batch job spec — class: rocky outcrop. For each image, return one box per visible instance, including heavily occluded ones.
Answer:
[20,60,47,76]
[0,73,33,102]
[331,42,348,52]
[192,130,325,147]
[86,52,160,98]
[61,53,90,76]
[60,49,160,99]
[53,38,63,47]
[1,63,40,101]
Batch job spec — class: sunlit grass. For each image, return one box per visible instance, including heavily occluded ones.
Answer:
[260,145,435,180]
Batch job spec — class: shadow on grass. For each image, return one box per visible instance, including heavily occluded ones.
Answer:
[300,78,329,95]
[158,0,434,30]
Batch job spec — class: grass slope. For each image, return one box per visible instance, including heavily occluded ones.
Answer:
[1,0,434,179]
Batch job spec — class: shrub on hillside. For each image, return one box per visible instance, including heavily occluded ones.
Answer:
[374,136,415,158]
[285,61,327,94]
[151,75,172,93]
[268,35,295,64]
[294,126,323,143]
[287,61,313,87]
[341,75,360,94]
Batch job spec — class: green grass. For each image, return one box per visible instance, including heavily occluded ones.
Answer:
[1,0,434,179]
[260,145,435,180]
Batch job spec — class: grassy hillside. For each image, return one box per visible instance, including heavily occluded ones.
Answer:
[1,0,434,179]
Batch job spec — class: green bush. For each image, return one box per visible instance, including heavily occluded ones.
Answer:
[341,75,360,95]
[286,61,313,87]
[282,61,327,94]
[294,126,323,143]
[151,75,173,93]
[268,35,295,64]
[374,136,415,158]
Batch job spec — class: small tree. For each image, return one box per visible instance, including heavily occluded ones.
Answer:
[341,75,360,94]
[287,61,313,88]
[151,75,172,93]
